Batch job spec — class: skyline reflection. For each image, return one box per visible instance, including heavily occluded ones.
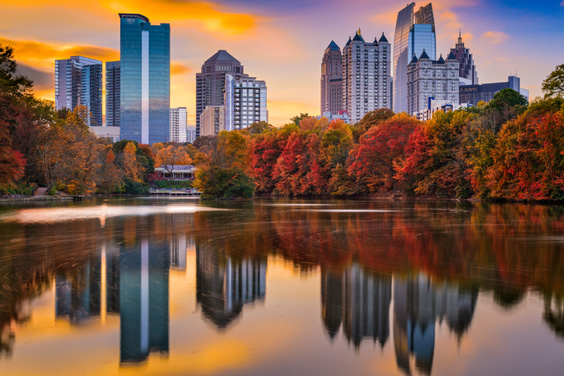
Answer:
[0,199,563,375]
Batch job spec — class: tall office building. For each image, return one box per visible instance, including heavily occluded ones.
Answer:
[407,51,460,115]
[169,107,187,143]
[224,74,267,131]
[55,56,103,126]
[196,50,245,137]
[119,13,170,144]
[342,30,392,124]
[200,105,225,136]
[393,2,436,113]
[451,31,478,85]
[321,41,343,115]
[106,61,120,127]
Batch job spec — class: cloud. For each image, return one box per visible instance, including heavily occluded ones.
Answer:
[481,31,509,44]
[561,1,564,7]
[101,0,263,36]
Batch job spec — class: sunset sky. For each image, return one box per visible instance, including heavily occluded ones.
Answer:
[1,0,563,126]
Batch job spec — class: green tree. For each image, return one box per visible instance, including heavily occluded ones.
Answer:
[246,121,273,135]
[542,64,564,99]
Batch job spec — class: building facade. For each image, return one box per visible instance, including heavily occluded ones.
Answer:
[200,105,225,137]
[342,30,392,125]
[393,2,436,114]
[459,76,528,106]
[321,41,343,115]
[407,51,460,115]
[224,74,267,131]
[169,107,187,143]
[186,126,196,144]
[450,31,478,85]
[119,13,170,144]
[105,61,120,127]
[55,56,103,126]
[196,50,245,137]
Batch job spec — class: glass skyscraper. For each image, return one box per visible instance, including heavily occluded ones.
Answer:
[393,3,436,114]
[55,56,102,126]
[119,13,170,144]
[105,61,120,127]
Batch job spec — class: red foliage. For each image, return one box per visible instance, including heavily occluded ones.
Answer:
[349,115,419,192]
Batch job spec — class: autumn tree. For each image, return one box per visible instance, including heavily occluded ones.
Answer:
[399,110,474,198]
[246,121,273,135]
[123,142,143,183]
[352,108,395,142]
[194,131,255,199]
[0,45,32,191]
[349,114,419,193]
[483,109,564,200]
[543,64,564,99]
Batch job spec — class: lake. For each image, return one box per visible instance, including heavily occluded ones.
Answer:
[0,198,563,375]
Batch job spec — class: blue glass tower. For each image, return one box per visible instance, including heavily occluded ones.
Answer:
[119,13,170,144]
[393,3,436,113]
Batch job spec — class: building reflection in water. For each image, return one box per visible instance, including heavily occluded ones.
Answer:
[393,273,478,376]
[321,264,391,348]
[55,234,177,364]
[196,243,266,329]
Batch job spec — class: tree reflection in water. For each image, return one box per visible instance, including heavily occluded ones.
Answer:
[0,200,563,372]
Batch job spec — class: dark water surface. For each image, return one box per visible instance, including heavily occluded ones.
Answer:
[0,198,563,375]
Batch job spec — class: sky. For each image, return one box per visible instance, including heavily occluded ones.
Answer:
[1,0,563,126]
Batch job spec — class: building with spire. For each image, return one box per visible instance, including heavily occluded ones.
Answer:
[407,50,460,115]
[321,41,343,115]
[195,50,245,137]
[393,2,436,114]
[451,31,479,85]
[342,29,392,124]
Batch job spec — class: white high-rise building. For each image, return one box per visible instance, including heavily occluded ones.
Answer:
[224,74,267,131]
[169,107,187,143]
[342,30,392,125]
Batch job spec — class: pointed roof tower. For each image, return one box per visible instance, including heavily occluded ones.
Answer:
[379,32,389,43]
[447,51,457,60]
[419,49,430,60]
[204,50,240,64]
[437,54,445,64]
[410,54,419,64]
[352,29,365,42]
[327,40,340,51]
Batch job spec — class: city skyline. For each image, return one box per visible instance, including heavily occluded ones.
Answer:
[1,1,564,126]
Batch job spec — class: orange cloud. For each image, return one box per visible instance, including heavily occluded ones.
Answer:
[481,31,509,44]
[100,0,262,36]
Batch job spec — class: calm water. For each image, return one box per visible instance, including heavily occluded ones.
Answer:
[0,198,563,376]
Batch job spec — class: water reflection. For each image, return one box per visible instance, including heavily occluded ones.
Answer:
[196,242,266,329]
[393,274,477,375]
[0,200,564,375]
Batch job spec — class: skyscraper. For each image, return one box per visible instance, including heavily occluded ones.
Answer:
[55,56,102,126]
[393,2,436,113]
[342,30,392,124]
[196,50,245,137]
[321,41,343,115]
[169,107,187,143]
[119,13,170,144]
[105,61,120,127]
[450,31,479,85]
[224,74,267,131]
